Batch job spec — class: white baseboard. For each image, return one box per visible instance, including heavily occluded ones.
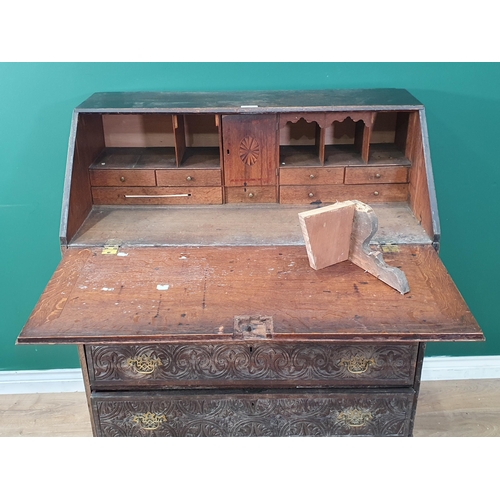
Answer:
[0,369,85,394]
[0,356,499,394]
[420,355,500,381]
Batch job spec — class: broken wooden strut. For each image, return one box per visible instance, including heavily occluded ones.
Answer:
[299,200,410,294]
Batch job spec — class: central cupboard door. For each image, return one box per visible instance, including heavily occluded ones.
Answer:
[222,115,278,202]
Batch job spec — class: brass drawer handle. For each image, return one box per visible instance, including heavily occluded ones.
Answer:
[337,408,373,428]
[120,176,126,182]
[132,412,167,431]
[248,192,254,198]
[309,174,315,179]
[308,192,314,198]
[373,191,379,196]
[186,176,193,181]
[127,355,162,374]
[124,194,190,198]
[375,173,381,178]
[340,355,375,374]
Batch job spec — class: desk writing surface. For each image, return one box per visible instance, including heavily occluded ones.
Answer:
[19,245,482,344]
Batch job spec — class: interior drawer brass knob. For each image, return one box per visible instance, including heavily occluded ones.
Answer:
[373,191,379,196]
[309,174,315,179]
[132,412,167,431]
[248,192,254,198]
[186,176,193,181]
[337,408,373,428]
[120,176,126,182]
[308,192,314,198]
[127,355,162,374]
[375,173,381,178]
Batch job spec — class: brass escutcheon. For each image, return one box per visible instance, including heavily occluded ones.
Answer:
[132,412,167,431]
[337,408,373,428]
[127,354,162,374]
[340,355,375,374]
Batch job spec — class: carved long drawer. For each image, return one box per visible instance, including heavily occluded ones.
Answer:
[85,343,419,390]
[91,389,416,437]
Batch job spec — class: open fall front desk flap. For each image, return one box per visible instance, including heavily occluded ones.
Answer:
[18,245,483,344]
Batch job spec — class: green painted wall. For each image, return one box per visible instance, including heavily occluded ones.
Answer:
[1,62,499,371]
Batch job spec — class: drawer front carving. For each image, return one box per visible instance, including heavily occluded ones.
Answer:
[225,186,277,203]
[344,166,408,185]
[279,167,344,186]
[86,343,419,389]
[90,169,157,187]
[92,390,415,437]
[91,187,223,205]
[156,169,221,187]
[279,184,409,204]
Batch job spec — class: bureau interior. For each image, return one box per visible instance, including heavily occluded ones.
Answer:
[62,109,436,248]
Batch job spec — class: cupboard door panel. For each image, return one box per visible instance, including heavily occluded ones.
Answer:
[222,115,278,188]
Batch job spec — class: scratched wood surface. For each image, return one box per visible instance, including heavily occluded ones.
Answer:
[2,379,499,437]
[69,203,432,247]
[76,89,424,113]
[19,244,482,344]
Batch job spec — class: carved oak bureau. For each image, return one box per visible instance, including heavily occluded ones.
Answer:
[18,89,483,436]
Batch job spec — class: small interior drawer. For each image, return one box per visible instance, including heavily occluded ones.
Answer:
[91,388,416,437]
[279,167,344,185]
[90,169,157,187]
[85,343,419,390]
[156,169,221,187]
[279,184,409,204]
[91,187,223,205]
[344,166,409,185]
[225,186,277,203]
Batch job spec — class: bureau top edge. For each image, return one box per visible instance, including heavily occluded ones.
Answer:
[75,89,425,113]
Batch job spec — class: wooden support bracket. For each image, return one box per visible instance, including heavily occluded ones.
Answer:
[298,201,410,294]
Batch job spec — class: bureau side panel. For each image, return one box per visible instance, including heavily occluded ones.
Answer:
[407,110,439,245]
[63,113,105,245]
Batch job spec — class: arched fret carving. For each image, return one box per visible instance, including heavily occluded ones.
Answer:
[279,111,376,129]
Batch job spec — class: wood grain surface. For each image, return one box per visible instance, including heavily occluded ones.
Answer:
[279,184,409,204]
[69,203,432,247]
[299,202,355,270]
[19,245,482,343]
[91,187,222,205]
